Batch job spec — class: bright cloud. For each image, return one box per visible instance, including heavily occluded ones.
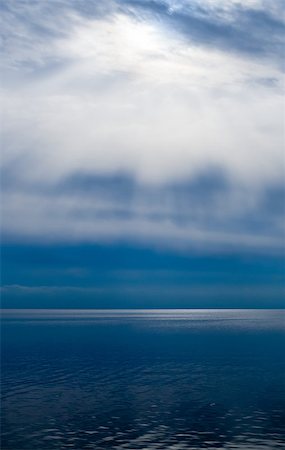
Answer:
[1,0,284,251]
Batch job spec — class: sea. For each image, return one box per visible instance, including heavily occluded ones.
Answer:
[1,309,285,449]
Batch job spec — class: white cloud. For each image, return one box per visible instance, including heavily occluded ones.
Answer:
[3,13,284,183]
[1,4,284,248]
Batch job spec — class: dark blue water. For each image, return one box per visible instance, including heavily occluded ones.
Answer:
[1,309,285,449]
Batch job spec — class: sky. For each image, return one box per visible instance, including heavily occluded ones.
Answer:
[1,0,285,308]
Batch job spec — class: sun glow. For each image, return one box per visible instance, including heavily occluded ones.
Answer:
[59,14,169,77]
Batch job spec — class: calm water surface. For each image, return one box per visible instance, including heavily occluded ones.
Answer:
[1,309,285,449]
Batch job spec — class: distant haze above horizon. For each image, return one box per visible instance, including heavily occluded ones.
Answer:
[1,0,284,309]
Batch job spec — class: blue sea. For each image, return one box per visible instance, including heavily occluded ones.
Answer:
[1,309,285,449]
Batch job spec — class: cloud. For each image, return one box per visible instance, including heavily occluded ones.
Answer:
[2,175,284,252]
[123,0,285,63]
[1,0,284,251]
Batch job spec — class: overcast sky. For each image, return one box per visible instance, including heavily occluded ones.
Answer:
[1,0,284,307]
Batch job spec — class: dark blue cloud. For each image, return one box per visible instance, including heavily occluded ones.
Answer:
[2,243,285,308]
